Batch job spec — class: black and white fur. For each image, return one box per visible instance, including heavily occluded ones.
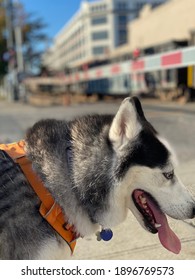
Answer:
[0,97,194,259]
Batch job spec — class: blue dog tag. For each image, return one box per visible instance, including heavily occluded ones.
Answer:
[100,229,113,241]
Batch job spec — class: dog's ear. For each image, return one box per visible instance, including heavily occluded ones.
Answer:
[109,97,143,149]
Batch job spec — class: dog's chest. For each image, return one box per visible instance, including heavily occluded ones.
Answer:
[37,238,72,260]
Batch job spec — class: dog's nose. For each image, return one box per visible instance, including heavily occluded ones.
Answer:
[193,207,195,218]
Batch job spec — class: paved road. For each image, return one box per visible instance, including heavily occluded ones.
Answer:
[0,98,195,260]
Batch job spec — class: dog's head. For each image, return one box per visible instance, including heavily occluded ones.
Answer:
[107,97,195,254]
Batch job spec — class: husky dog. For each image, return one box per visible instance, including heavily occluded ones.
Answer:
[0,97,194,259]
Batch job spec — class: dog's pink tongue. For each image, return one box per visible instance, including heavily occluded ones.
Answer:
[146,197,181,254]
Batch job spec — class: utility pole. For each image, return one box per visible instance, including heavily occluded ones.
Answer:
[4,0,24,100]
[4,0,15,100]
[4,0,14,52]
[14,0,24,73]
[14,24,24,72]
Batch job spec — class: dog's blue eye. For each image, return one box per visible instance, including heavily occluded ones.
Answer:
[163,171,174,180]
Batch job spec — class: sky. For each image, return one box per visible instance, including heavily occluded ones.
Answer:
[20,0,84,41]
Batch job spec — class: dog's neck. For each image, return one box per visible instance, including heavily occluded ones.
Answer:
[25,135,100,237]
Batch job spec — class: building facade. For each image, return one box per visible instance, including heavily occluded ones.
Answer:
[42,0,167,71]
[129,0,195,52]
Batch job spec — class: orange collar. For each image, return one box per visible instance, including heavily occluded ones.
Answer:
[0,140,77,254]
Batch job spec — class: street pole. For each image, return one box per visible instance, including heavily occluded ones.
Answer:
[14,0,24,73]
[4,0,15,101]
[14,23,24,72]
[4,0,14,51]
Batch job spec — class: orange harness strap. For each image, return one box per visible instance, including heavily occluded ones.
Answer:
[0,140,77,253]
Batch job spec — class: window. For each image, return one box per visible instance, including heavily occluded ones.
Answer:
[118,15,127,25]
[92,31,108,40]
[117,2,127,10]
[119,30,127,44]
[91,5,99,12]
[91,4,107,13]
[166,69,175,83]
[91,17,107,25]
[93,46,107,55]
[135,1,147,10]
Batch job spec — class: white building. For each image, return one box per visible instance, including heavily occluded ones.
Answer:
[43,0,167,71]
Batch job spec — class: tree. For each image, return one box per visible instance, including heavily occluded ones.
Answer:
[0,0,7,76]
[0,0,48,76]
[21,11,48,71]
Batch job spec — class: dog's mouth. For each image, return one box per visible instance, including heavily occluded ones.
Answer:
[132,189,181,254]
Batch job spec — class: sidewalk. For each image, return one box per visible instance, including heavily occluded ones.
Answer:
[142,98,195,115]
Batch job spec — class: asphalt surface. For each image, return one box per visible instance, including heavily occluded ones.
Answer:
[0,98,195,260]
